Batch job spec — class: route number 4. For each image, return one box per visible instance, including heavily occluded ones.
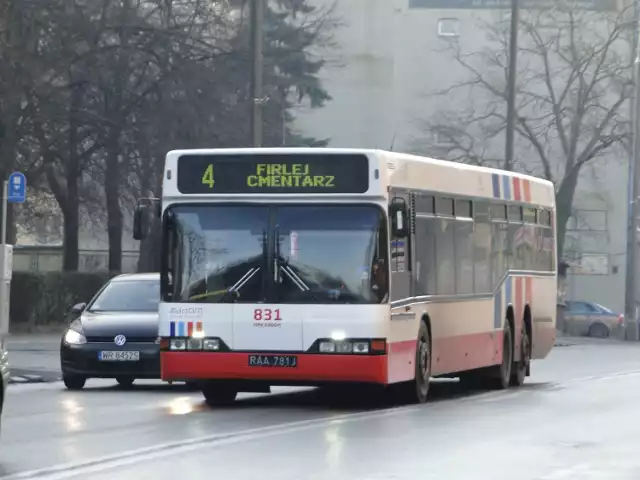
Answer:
[201,164,215,188]
[254,309,282,321]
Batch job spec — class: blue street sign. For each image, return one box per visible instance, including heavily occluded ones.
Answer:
[7,172,26,204]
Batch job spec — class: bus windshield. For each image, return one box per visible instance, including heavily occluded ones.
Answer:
[165,204,389,304]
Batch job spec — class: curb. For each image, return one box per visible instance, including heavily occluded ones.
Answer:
[9,374,60,385]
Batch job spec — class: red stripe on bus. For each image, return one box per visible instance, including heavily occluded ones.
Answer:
[431,331,504,376]
[388,340,416,383]
[513,178,521,201]
[161,352,388,384]
[187,322,193,336]
[523,179,531,202]
[515,277,523,321]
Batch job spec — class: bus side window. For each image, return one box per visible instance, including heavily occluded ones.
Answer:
[415,217,437,295]
[435,218,455,295]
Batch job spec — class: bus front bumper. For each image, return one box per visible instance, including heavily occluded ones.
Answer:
[161,352,388,385]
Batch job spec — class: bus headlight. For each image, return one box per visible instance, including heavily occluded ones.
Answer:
[169,339,186,350]
[317,339,382,355]
[187,338,203,351]
[352,342,369,353]
[319,342,334,353]
[203,338,220,351]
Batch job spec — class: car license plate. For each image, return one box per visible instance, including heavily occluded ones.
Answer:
[98,351,140,362]
[248,354,297,368]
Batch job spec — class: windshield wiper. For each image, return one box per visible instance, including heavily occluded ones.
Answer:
[189,267,261,302]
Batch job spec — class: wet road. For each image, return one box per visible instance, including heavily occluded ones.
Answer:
[1,341,640,480]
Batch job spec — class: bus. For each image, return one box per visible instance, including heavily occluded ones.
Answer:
[133,148,557,405]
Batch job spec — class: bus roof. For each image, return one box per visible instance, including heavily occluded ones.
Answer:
[164,148,555,207]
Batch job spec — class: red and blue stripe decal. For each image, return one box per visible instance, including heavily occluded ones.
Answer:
[491,173,532,202]
[169,321,203,337]
[493,276,534,330]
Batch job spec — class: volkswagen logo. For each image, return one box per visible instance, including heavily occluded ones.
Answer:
[114,334,127,346]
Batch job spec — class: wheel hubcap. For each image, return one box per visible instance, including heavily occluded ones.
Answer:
[523,336,530,367]
[419,340,429,379]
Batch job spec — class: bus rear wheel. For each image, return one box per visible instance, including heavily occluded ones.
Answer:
[511,327,530,387]
[490,321,513,390]
[201,382,238,407]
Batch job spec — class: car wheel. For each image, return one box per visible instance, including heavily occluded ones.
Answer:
[63,375,86,390]
[116,376,135,388]
[201,382,238,407]
[588,323,609,339]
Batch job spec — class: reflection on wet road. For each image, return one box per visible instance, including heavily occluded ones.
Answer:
[2,343,640,480]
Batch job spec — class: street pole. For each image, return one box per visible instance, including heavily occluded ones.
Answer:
[1,181,7,246]
[0,181,7,338]
[250,0,264,148]
[624,0,640,341]
[504,0,520,172]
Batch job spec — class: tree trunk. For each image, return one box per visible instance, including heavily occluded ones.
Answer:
[105,130,123,272]
[62,84,81,271]
[555,167,580,262]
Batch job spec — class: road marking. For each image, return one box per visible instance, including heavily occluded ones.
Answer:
[539,464,593,479]
[5,367,640,479]
[0,387,511,480]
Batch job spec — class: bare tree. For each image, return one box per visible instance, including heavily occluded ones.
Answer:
[415,4,633,259]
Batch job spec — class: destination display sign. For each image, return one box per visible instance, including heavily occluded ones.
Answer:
[176,153,370,194]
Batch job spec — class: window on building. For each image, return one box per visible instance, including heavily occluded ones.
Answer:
[434,130,457,146]
[437,18,461,37]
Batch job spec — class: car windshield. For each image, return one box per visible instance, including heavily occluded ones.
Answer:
[89,280,160,312]
[166,204,388,304]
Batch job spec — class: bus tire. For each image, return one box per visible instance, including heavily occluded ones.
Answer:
[396,322,431,403]
[511,326,530,387]
[201,382,238,407]
[490,321,513,390]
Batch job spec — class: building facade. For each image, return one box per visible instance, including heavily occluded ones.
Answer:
[295,0,631,312]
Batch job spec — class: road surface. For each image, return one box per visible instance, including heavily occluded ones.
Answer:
[0,340,639,479]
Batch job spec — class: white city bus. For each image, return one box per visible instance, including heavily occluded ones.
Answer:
[133,148,557,405]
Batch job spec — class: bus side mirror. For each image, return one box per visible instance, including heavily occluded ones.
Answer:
[389,200,409,238]
[133,204,148,240]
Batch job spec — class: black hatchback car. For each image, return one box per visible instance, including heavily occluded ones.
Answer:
[60,273,160,390]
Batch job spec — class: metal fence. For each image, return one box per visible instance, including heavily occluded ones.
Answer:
[13,246,139,273]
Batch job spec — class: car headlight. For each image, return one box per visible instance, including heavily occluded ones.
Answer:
[64,329,87,345]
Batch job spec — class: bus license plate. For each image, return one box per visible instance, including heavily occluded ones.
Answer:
[99,351,140,362]
[248,355,297,368]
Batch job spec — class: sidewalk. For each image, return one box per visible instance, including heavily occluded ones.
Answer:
[6,334,61,384]
[554,331,635,347]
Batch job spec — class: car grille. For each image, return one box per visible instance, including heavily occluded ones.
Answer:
[85,357,160,373]
[86,336,157,343]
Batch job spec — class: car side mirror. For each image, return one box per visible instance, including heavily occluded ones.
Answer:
[70,302,86,315]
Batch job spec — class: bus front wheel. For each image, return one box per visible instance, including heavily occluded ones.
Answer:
[395,321,431,404]
[201,382,238,407]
